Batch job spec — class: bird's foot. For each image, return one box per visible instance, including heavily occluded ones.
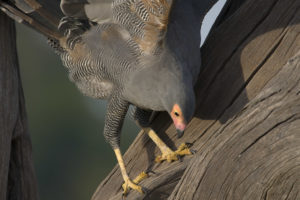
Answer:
[155,143,194,163]
[122,171,148,196]
[133,171,149,184]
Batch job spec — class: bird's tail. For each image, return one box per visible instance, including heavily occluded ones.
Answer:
[0,0,64,48]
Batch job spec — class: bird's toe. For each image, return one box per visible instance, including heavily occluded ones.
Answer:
[122,179,143,196]
[155,143,193,163]
[122,171,149,196]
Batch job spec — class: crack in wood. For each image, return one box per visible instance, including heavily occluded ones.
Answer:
[92,0,300,198]
[239,114,296,156]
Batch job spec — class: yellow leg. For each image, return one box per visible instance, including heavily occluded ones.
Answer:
[114,148,148,195]
[145,129,193,163]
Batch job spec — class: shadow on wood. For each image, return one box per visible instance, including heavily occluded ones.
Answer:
[92,0,300,199]
[0,0,299,199]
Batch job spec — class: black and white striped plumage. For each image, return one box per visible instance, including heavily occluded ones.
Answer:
[1,0,217,194]
[2,0,209,148]
[55,0,205,149]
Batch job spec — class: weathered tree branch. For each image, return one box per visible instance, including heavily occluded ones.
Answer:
[0,0,299,199]
[0,12,39,200]
[92,0,300,199]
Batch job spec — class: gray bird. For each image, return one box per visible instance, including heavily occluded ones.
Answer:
[0,0,213,195]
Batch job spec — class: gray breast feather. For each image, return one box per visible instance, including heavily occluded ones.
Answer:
[76,77,114,99]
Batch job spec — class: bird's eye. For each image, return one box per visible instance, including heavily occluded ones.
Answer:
[174,112,180,117]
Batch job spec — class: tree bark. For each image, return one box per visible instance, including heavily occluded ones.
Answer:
[92,0,300,199]
[0,12,39,200]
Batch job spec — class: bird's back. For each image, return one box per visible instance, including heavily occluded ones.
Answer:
[165,0,206,84]
[3,0,211,99]
[110,0,205,84]
[59,0,207,99]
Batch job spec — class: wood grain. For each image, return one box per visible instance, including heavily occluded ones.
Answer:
[0,0,299,199]
[92,0,300,199]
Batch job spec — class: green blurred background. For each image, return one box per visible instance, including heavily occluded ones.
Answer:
[15,1,225,199]
[16,24,139,200]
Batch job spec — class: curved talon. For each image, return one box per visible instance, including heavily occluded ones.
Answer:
[185,142,193,148]
[178,155,183,162]
[142,187,149,195]
[145,169,156,175]
[190,149,197,154]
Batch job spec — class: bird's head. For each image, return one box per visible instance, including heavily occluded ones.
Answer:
[149,53,196,138]
[125,51,196,137]
[163,82,195,138]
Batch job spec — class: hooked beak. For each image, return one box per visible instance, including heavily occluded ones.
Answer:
[174,121,186,138]
[176,129,184,138]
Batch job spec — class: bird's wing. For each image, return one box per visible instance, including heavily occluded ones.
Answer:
[60,0,174,55]
[113,0,173,55]
[60,0,113,24]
